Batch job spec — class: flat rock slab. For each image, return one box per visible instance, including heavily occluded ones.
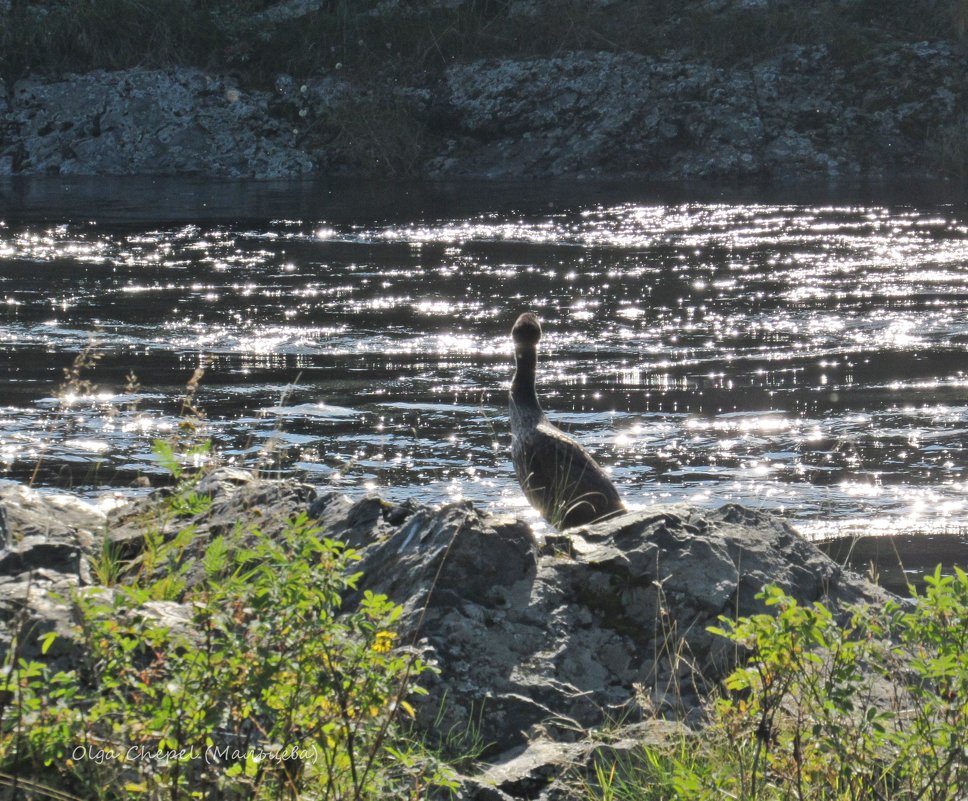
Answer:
[459,719,692,801]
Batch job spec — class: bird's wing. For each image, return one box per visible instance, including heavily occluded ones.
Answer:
[518,423,624,527]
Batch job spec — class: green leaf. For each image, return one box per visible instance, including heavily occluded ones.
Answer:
[152,439,182,478]
[39,630,58,655]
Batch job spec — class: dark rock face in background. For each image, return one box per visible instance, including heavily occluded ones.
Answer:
[0,31,964,179]
[0,470,887,798]
[1,69,315,178]
[433,43,966,180]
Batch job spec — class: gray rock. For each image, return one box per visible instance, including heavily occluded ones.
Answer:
[0,536,82,578]
[311,493,400,548]
[435,51,764,178]
[0,570,82,668]
[0,483,104,550]
[353,498,884,757]
[467,740,587,799]
[251,0,328,25]
[310,492,414,541]
[0,484,105,587]
[1,36,964,180]
[274,73,297,96]
[194,466,256,495]
[0,471,889,796]
[0,484,110,668]
[309,490,356,529]
[4,68,315,178]
[107,467,316,578]
[353,501,539,613]
[457,719,690,800]
[127,598,198,645]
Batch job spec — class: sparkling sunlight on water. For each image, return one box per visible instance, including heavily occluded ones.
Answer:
[2,180,968,539]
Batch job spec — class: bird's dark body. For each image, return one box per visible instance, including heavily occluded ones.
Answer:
[509,312,625,529]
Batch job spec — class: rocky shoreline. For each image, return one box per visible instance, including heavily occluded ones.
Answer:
[0,469,888,799]
[1,3,965,180]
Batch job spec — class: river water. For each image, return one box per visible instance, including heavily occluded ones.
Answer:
[2,177,968,542]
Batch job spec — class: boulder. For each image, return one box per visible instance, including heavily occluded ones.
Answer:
[0,569,82,668]
[107,467,316,584]
[0,482,104,602]
[0,536,83,577]
[309,491,417,549]
[352,501,538,608]
[0,483,104,557]
[353,499,884,754]
[0,484,108,668]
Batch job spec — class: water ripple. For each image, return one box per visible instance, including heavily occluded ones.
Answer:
[2,184,968,538]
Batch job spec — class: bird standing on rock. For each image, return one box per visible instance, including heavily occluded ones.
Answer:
[509,312,625,529]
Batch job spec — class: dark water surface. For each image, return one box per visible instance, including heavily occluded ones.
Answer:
[3,176,968,545]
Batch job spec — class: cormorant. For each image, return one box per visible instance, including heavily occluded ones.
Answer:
[509,312,625,529]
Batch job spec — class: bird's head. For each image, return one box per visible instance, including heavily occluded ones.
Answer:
[512,312,542,347]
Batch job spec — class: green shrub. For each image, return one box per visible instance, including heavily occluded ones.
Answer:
[586,569,968,800]
[0,507,451,800]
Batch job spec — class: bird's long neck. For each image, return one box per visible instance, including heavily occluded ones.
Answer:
[511,344,543,428]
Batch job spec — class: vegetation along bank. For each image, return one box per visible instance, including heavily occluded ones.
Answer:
[2,460,968,799]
